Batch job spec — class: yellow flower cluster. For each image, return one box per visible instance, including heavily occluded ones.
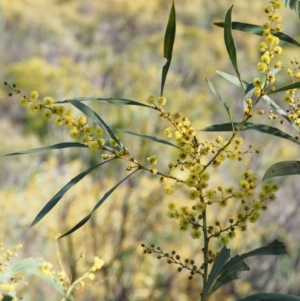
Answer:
[39,261,55,278]
[90,256,104,272]
[166,166,279,245]
[19,91,107,151]
[144,95,270,244]
[146,95,167,108]
[280,58,300,127]
[40,241,104,299]
[253,0,284,96]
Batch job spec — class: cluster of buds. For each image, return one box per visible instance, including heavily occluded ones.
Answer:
[141,244,208,280]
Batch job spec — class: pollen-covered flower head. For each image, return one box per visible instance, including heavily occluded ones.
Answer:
[30,90,39,99]
[94,127,104,137]
[88,140,99,151]
[146,95,156,105]
[43,96,54,105]
[77,115,87,125]
[157,96,167,106]
[257,62,268,73]
[188,190,200,200]
[164,185,174,195]
[191,229,201,239]
[147,155,158,165]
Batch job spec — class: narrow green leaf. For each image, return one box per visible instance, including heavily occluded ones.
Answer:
[59,169,139,238]
[215,70,248,88]
[209,240,286,296]
[29,268,67,297]
[68,99,123,148]
[208,258,250,296]
[164,2,176,60]
[5,142,87,156]
[0,257,66,296]
[284,0,300,18]
[30,160,113,228]
[56,97,152,108]
[263,160,300,180]
[267,81,300,94]
[203,246,230,299]
[113,128,181,150]
[214,22,300,47]
[161,2,176,96]
[206,79,234,130]
[238,293,300,301]
[220,240,286,275]
[0,257,43,282]
[202,122,300,146]
[214,71,252,109]
[224,6,243,88]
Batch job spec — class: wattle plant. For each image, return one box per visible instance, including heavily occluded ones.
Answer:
[4,0,300,300]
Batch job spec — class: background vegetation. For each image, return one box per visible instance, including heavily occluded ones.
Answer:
[1,0,300,300]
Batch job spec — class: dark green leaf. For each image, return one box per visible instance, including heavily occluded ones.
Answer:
[30,160,113,228]
[56,97,152,108]
[113,128,181,150]
[68,99,123,149]
[5,142,87,156]
[208,258,249,296]
[224,7,243,88]
[214,22,300,47]
[209,240,286,296]
[263,160,300,180]
[161,2,176,96]
[202,247,230,299]
[267,81,300,94]
[206,79,234,129]
[284,0,300,18]
[238,293,300,301]
[59,169,139,238]
[202,122,300,146]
